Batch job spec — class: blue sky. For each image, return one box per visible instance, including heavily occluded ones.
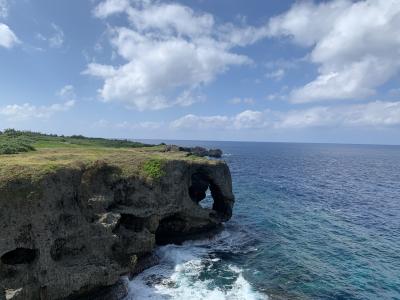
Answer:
[1,0,400,144]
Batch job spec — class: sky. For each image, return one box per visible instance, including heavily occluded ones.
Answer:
[0,0,400,144]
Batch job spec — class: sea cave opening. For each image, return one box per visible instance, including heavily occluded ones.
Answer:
[1,248,38,265]
[189,172,213,209]
[189,172,231,220]
[155,172,232,246]
[155,214,187,245]
[119,214,146,233]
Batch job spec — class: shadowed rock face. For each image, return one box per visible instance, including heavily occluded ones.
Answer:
[0,159,234,300]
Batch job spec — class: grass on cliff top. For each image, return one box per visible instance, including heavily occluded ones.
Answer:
[0,129,148,154]
[0,129,212,183]
[142,158,167,179]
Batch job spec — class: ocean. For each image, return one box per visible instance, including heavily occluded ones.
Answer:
[124,141,400,300]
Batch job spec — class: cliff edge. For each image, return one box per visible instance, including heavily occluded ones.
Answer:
[0,146,234,300]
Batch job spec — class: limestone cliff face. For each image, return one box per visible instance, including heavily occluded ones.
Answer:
[0,159,234,300]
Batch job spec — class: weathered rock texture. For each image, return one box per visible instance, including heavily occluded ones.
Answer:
[0,159,234,300]
[163,145,223,158]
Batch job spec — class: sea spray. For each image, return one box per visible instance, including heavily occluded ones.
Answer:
[124,228,266,300]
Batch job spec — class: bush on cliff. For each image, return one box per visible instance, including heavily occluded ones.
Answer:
[142,158,166,179]
[0,137,36,154]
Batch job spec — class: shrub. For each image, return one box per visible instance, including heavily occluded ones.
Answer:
[0,138,36,154]
[142,159,166,179]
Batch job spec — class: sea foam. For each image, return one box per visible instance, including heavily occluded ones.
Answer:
[124,230,267,300]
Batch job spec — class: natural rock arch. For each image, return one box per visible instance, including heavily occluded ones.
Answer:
[189,172,233,221]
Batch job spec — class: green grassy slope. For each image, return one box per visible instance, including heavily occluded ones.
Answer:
[0,129,210,183]
[0,129,149,154]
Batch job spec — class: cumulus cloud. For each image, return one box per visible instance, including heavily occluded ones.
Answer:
[0,23,19,48]
[0,85,76,121]
[0,101,75,121]
[268,0,400,103]
[170,101,400,130]
[87,0,269,110]
[93,0,131,18]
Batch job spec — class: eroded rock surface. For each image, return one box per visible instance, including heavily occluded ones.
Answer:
[0,159,234,300]
[163,145,223,158]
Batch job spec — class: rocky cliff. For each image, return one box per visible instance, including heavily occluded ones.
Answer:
[0,152,234,300]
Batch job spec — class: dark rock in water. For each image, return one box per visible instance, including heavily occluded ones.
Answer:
[0,159,234,300]
[163,145,223,158]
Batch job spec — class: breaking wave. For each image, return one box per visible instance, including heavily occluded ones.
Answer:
[124,227,267,300]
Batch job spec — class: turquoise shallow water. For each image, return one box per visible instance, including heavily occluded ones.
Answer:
[128,141,400,300]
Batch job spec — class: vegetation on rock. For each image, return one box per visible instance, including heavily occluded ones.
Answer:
[0,137,35,154]
[0,129,149,155]
[142,158,166,179]
[0,130,223,186]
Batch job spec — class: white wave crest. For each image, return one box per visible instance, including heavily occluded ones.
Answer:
[124,231,267,300]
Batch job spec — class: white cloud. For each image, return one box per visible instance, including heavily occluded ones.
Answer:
[48,23,64,48]
[216,22,269,47]
[84,63,116,78]
[228,97,255,105]
[0,85,77,121]
[170,101,400,130]
[58,85,76,100]
[266,93,284,101]
[264,59,300,82]
[170,114,230,130]
[277,101,400,128]
[93,0,131,19]
[0,0,9,19]
[268,0,400,103]
[233,110,267,129]
[0,101,75,121]
[170,110,267,130]
[0,23,19,48]
[87,0,269,110]
[93,119,163,130]
[265,68,285,81]
[36,23,65,48]
[49,23,64,48]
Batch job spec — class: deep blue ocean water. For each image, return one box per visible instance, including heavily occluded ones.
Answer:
[125,141,400,300]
